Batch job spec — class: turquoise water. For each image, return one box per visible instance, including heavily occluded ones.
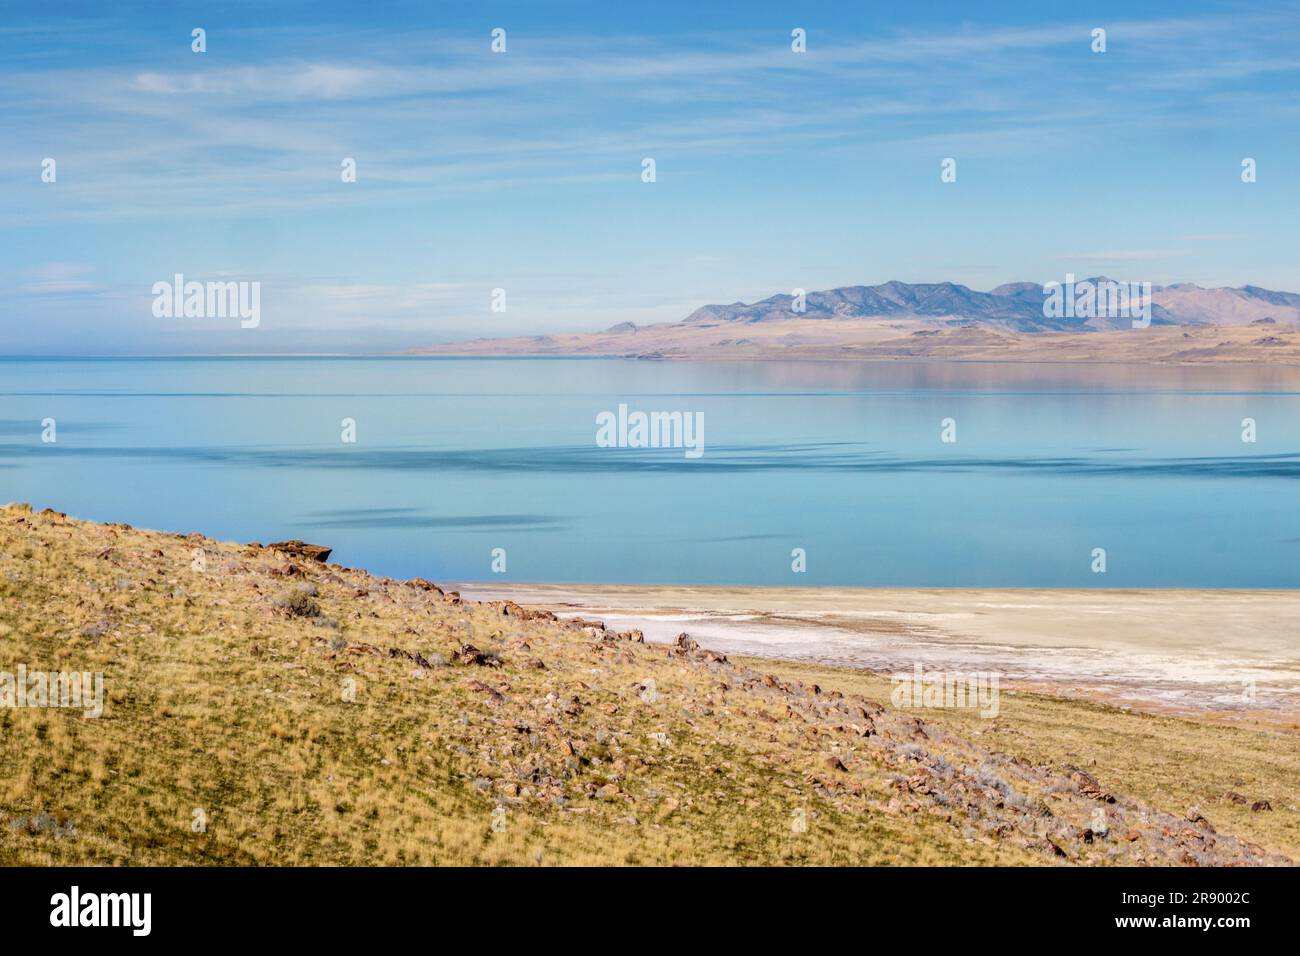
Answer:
[2,356,1298,587]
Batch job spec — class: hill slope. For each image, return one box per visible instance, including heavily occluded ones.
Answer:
[0,503,1292,865]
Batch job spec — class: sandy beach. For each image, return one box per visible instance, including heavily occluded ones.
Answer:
[456,584,1300,720]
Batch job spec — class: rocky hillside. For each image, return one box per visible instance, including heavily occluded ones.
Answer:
[0,503,1291,865]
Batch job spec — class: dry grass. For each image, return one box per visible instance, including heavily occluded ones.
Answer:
[744,658,1300,861]
[0,503,1291,866]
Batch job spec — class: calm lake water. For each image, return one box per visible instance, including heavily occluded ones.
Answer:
[2,356,1299,587]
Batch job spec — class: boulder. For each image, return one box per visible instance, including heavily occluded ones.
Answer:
[267,540,332,562]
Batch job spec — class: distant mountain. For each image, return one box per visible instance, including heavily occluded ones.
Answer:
[413,278,1300,364]
[682,280,1300,331]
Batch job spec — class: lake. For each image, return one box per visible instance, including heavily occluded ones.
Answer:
[2,356,1299,587]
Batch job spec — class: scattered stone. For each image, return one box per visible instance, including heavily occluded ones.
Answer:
[1066,767,1115,803]
[466,679,504,702]
[455,643,500,667]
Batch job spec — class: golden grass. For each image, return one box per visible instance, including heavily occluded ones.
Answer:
[744,658,1300,861]
[1,504,1292,866]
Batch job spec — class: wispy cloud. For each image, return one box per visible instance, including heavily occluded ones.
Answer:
[5,11,1297,223]
[1064,250,1188,262]
[21,262,105,295]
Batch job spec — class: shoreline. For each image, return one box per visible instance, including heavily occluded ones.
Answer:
[456,583,1300,726]
[8,352,1300,369]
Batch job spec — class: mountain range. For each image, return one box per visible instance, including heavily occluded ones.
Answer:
[415,279,1300,364]
[678,279,1300,331]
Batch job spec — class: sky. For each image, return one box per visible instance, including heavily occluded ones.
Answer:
[2,0,1299,354]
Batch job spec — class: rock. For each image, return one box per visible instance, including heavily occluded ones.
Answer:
[675,633,699,652]
[388,647,433,668]
[1185,806,1207,824]
[465,679,504,702]
[825,756,848,772]
[408,577,443,594]
[1251,800,1272,812]
[1066,767,1115,803]
[455,643,499,667]
[266,540,332,562]
[1225,791,1248,805]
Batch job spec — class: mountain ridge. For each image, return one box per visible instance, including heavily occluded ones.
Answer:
[680,279,1300,331]
[411,278,1300,364]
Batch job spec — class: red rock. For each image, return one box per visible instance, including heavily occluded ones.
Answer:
[267,540,332,562]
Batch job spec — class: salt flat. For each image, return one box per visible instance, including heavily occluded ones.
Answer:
[458,584,1300,717]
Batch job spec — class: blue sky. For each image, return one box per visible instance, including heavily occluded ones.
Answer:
[2,0,1299,353]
